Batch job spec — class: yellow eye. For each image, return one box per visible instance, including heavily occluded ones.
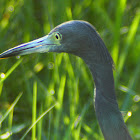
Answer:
[55,32,62,40]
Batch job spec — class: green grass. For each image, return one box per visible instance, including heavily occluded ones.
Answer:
[0,0,140,139]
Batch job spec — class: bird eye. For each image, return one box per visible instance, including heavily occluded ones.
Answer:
[55,34,59,39]
[55,32,62,40]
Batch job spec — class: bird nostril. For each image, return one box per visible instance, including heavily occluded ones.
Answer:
[37,40,44,43]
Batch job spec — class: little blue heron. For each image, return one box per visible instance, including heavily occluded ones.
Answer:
[0,20,132,140]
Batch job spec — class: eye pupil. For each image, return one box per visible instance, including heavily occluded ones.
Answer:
[56,35,59,39]
[55,33,62,40]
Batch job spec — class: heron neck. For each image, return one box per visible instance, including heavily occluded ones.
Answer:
[82,58,132,140]
[81,54,117,101]
[90,63,117,101]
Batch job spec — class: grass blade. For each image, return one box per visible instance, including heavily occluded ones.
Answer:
[32,81,37,140]
[37,104,43,140]
[20,103,57,140]
[0,58,23,84]
[115,11,140,85]
[0,92,23,124]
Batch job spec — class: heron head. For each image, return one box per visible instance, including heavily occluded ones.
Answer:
[0,20,95,58]
[0,20,113,67]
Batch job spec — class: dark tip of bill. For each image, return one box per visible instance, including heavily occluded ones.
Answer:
[0,51,19,59]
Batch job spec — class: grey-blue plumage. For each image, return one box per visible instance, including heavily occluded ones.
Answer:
[0,20,132,140]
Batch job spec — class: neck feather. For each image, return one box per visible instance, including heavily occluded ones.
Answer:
[82,57,132,140]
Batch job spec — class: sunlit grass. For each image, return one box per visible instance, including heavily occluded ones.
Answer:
[0,92,22,125]
[32,81,37,140]
[0,58,23,84]
[115,11,140,85]
[0,93,23,139]
[20,103,57,140]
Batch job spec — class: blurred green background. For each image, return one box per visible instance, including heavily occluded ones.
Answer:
[0,0,140,140]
